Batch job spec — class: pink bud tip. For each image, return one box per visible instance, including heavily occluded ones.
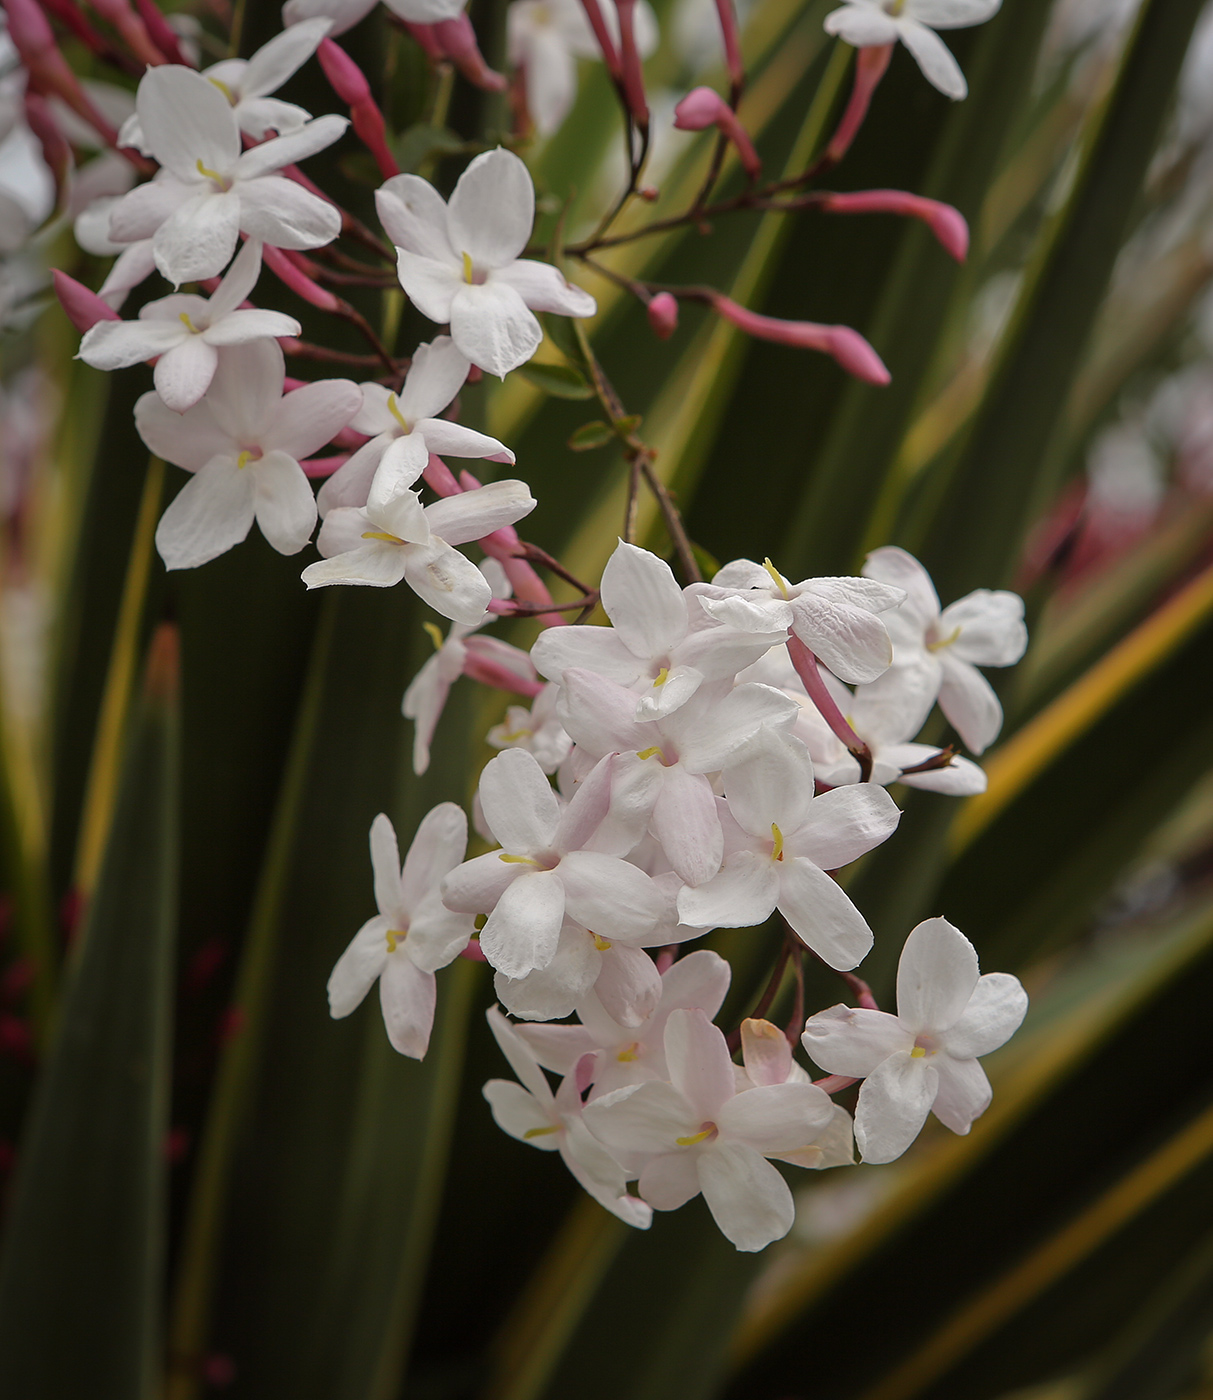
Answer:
[648,292,678,340]
[673,86,727,131]
[432,15,508,92]
[53,269,120,334]
[318,37,369,104]
[708,293,889,384]
[825,326,891,386]
[821,189,968,262]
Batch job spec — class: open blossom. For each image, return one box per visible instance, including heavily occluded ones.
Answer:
[700,557,905,684]
[488,682,573,774]
[283,0,465,36]
[861,545,1027,753]
[738,1018,855,1169]
[802,917,1028,1163]
[507,0,658,135]
[317,336,513,516]
[328,807,475,1058]
[377,148,596,377]
[677,728,901,969]
[107,65,347,285]
[302,478,536,623]
[531,541,789,721]
[135,339,360,569]
[119,20,332,148]
[78,239,300,413]
[483,1008,652,1227]
[824,0,1001,101]
[584,1008,837,1251]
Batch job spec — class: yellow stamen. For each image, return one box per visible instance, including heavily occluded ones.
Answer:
[386,392,410,434]
[422,621,445,651]
[675,1128,714,1147]
[523,1125,559,1139]
[236,450,255,470]
[593,934,612,952]
[653,666,669,686]
[361,530,405,544]
[771,823,784,862]
[500,726,534,741]
[461,251,475,283]
[207,76,234,102]
[910,1046,926,1058]
[195,158,226,184]
[178,311,199,333]
[384,928,407,953]
[498,853,540,865]
[616,1043,639,1062]
[762,557,791,598]
[636,745,663,761]
[927,625,962,653]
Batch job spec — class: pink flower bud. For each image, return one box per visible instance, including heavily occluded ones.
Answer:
[317,38,399,179]
[709,293,890,385]
[615,0,649,128]
[262,244,341,313]
[53,269,120,334]
[577,0,621,80]
[4,0,119,143]
[647,292,678,340]
[432,15,507,93]
[23,91,70,200]
[821,189,968,262]
[134,0,190,63]
[673,87,760,178]
[825,43,894,165]
[402,21,444,61]
[87,0,165,67]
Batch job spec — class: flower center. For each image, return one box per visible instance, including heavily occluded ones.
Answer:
[592,933,612,951]
[384,927,408,953]
[207,75,236,103]
[178,311,200,334]
[927,625,962,653]
[771,823,785,861]
[462,251,475,283]
[616,1041,640,1062]
[911,1033,938,1058]
[762,556,791,599]
[636,744,674,765]
[236,448,262,469]
[675,1123,718,1147]
[195,158,231,191]
[361,530,405,544]
[653,666,669,686]
[423,621,445,651]
[386,392,411,435]
[883,0,905,13]
[523,1124,558,1139]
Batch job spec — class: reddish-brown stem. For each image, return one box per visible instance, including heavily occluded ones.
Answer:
[786,633,873,781]
[726,933,793,1054]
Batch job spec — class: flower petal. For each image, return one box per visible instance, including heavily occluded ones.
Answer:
[530,625,641,685]
[135,391,233,471]
[447,147,534,269]
[479,868,567,978]
[790,594,893,684]
[823,2,901,44]
[396,250,462,324]
[416,418,515,464]
[80,318,185,370]
[377,175,456,260]
[854,1051,938,1162]
[401,801,468,908]
[401,537,494,624]
[154,336,220,413]
[379,953,436,1058]
[479,747,561,853]
[397,334,470,419]
[233,114,348,180]
[301,541,410,589]
[937,652,1004,753]
[593,943,662,1029]
[931,1055,992,1134]
[327,913,389,1017]
[944,971,1027,1059]
[940,589,1027,666]
[236,173,342,250]
[583,1079,697,1155]
[651,765,723,887]
[483,1079,558,1146]
[676,851,779,930]
[801,1004,908,1076]
[897,17,968,98]
[698,1141,795,1251]
[663,1007,735,1121]
[600,541,687,659]
[558,851,663,941]
[369,811,404,917]
[778,857,874,971]
[242,17,332,97]
[137,65,239,183]
[492,257,597,317]
[637,1150,702,1210]
[449,280,542,378]
[896,916,979,1034]
[717,1081,834,1153]
[153,188,241,285]
[266,377,362,460]
[787,782,901,870]
[156,456,254,569]
[252,448,317,555]
[423,478,536,545]
[494,922,598,1020]
[316,434,387,515]
[202,308,301,346]
[722,727,816,839]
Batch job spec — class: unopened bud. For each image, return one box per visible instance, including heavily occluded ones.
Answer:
[673,86,760,179]
[821,189,968,262]
[53,269,120,334]
[432,15,507,92]
[647,292,678,340]
[709,293,890,385]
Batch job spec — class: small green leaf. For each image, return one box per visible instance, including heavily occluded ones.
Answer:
[521,362,594,400]
[615,414,643,435]
[392,123,465,174]
[567,421,615,451]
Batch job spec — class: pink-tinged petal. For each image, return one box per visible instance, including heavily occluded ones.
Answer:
[722,728,816,839]
[672,682,799,774]
[479,868,566,978]
[494,922,598,1020]
[699,1140,794,1251]
[939,589,1026,666]
[557,669,650,755]
[98,241,159,309]
[80,317,185,370]
[600,541,687,659]
[931,1054,991,1134]
[823,3,900,45]
[718,1081,834,1153]
[513,1022,597,1075]
[403,650,455,777]
[107,177,193,243]
[530,625,640,685]
[855,1051,938,1163]
[283,0,377,36]
[480,747,561,853]
[487,1004,555,1101]
[242,18,332,97]
[135,392,233,471]
[634,665,705,722]
[447,146,533,269]
[651,766,723,887]
[449,280,542,377]
[583,753,662,858]
[483,1079,558,1146]
[375,486,430,544]
[401,537,494,624]
[327,913,389,1016]
[491,257,597,317]
[801,1004,909,1076]
[137,66,240,183]
[897,18,967,98]
[154,336,219,413]
[778,858,874,971]
[638,1151,702,1210]
[910,0,1000,25]
[440,849,519,913]
[202,308,301,346]
[593,943,661,1029]
[657,949,732,1023]
[663,1007,734,1121]
[406,893,475,972]
[740,1018,793,1087]
[416,417,514,464]
[398,335,470,419]
[790,594,893,684]
[401,801,468,908]
[377,174,456,260]
[208,338,285,441]
[896,916,979,1033]
[789,783,901,870]
[252,448,317,555]
[156,456,255,569]
[937,653,1002,753]
[944,971,1027,1059]
[396,250,461,324]
[583,1079,698,1155]
[379,953,436,1058]
[301,542,409,589]
[561,1116,653,1227]
[317,434,387,515]
[153,189,241,285]
[553,753,614,854]
[799,576,906,614]
[424,478,536,546]
[559,851,662,940]
[862,546,940,627]
[237,174,342,250]
[369,811,403,917]
[849,655,941,746]
[676,851,779,929]
[267,376,361,459]
[207,236,265,315]
[235,97,313,140]
[233,114,348,180]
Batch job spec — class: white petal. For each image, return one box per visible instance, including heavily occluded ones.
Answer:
[404,892,472,976]
[495,922,599,1020]
[449,281,542,378]
[593,943,662,1029]
[440,849,519,914]
[401,537,494,624]
[530,625,641,685]
[235,96,314,141]
[207,235,265,315]
[790,594,893,684]
[557,670,650,755]
[154,337,220,413]
[377,175,455,260]
[447,147,534,270]
[301,542,409,589]
[401,801,468,907]
[479,868,566,978]
[423,478,536,546]
[327,913,389,1017]
[930,1055,992,1133]
[156,456,255,569]
[893,748,987,796]
[518,28,577,134]
[698,1141,795,1252]
[560,1115,652,1227]
[650,765,723,887]
[600,541,687,659]
[583,1080,697,1155]
[823,3,901,43]
[638,1151,702,1210]
[267,377,361,460]
[676,852,779,930]
[242,17,332,97]
[316,435,387,515]
[663,1007,735,1121]
[108,176,194,243]
[722,728,816,839]
[937,653,1003,753]
[202,308,301,346]
[944,971,1027,1059]
[855,1051,938,1162]
[740,1018,794,1087]
[207,338,284,441]
[284,0,377,36]
[369,811,404,917]
[480,747,561,853]
[138,65,239,183]
[672,682,798,775]
[657,949,732,1023]
[559,851,663,940]
[236,173,342,250]
[801,1004,909,1077]
[233,114,348,180]
[483,1079,558,1146]
[634,665,705,722]
[940,589,1027,667]
[135,392,233,471]
[153,189,241,285]
[897,18,968,98]
[253,449,317,555]
[379,953,436,1058]
[395,250,462,324]
[909,0,1000,25]
[398,335,471,420]
[717,1082,834,1153]
[896,916,979,1034]
[416,418,515,464]
[492,258,597,317]
[863,546,940,628]
[788,783,901,870]
[80,318,185,370]
[778,858,874,971]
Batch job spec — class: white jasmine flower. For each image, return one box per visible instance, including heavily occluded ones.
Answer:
[377,148,596,377]
[802,917,1028,1163]
[79,240,300,413]
[738,1019,855,1169]
[328,807,476,1058]
[135,339,360,569]
[488,682,574,774]
[824,0,1002,101]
